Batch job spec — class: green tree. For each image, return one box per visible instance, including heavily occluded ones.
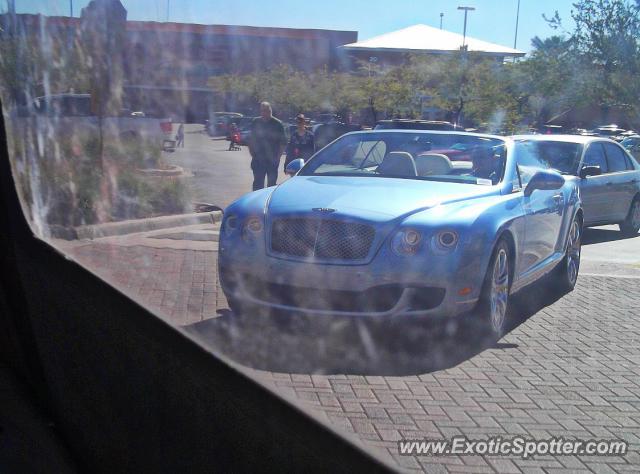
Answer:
[512,35,576,127]
[543,0,640,122]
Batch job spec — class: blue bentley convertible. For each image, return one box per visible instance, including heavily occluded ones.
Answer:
[219,131,583,335]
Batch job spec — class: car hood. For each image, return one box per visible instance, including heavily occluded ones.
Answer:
[267,176,498,222]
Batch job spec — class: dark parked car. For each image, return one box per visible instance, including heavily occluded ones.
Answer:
[312,121,362,150]
[592,125,627,142]
[539,124,565,135]
[226,117,255,145]
[34,93,93,116]
[207,112,243,136]
[512,134,640,234]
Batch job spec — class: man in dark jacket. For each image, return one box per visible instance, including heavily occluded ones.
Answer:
[248,102,287,190]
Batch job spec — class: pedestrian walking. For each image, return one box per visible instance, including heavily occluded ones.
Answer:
[176,123,185,148]
[248,102,286,190]
[285,113,314,172]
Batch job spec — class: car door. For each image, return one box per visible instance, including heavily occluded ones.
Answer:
[579,142,610,225]
[603,142,637,221]
[516,162,564,274]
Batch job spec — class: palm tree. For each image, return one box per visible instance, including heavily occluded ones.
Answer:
[530,35,570,57]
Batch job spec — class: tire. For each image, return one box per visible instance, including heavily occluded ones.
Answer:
[552,215,582,294]
[477,238,511,337]
[619,197,640,236]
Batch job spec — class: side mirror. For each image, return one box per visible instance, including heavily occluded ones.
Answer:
[579,165,602,178]
[524,169,565,197]
[285,158,305,177]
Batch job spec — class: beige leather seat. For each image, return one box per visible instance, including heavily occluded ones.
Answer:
[415,153,453,176]
[376,151,417,177]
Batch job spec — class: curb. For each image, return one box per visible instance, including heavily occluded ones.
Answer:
[66,211,223,240]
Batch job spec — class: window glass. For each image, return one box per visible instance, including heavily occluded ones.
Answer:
[352,140,387,167]
[301,132,507,185]
[582,143,609,173]
[2,2,640,472]
[603,142,629,172]
[513,140,582,176]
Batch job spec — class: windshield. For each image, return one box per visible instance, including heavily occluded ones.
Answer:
[300,132,507,185]
[513,140,583,175]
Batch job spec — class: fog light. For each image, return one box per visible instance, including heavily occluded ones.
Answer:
[458,287,472,296]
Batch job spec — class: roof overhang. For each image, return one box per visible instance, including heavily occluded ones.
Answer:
[339,45,525,58]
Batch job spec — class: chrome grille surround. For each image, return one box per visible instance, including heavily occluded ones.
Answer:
[270,218,375,261]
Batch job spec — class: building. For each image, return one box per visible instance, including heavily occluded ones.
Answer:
[340,24,525,67]
[0,13,357,121]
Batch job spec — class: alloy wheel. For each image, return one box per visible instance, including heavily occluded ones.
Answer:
[566,219,581,287]
[631,200,640,229]
[489,248,509,334]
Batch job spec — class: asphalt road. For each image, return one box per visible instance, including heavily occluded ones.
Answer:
[165,124,288,209]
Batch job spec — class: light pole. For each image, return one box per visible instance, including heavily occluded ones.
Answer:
[70,0,73,17]
[457,6,475,49]
[166,0,170,21]
[513,0,521,49]
[440,12,444,30]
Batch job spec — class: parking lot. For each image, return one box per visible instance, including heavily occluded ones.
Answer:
[67,125,640,472]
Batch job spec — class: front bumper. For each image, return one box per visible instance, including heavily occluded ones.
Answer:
[218,251,479,319]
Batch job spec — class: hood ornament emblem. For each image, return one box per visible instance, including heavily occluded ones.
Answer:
[312,208,336,213]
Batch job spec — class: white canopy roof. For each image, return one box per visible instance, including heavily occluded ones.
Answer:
[341,24,525,57]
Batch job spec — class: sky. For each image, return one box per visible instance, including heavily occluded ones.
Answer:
[11,0,577,52]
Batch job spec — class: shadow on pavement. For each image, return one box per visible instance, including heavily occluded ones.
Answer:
[582,227,639,245]
[185,279,566,377]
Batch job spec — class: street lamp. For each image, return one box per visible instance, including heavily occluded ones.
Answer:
[440,12,444,30]
[457,6,475,49]
[513,0,521,49]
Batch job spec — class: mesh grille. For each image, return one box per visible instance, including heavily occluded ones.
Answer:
[271,218,375,260]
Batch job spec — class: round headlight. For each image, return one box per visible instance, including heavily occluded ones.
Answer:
[437,230,458,249]
[242,216,263,241]
[404,229,421,246]
[223,215,238,235]
[392,228,422,255]
[246,217,263,233]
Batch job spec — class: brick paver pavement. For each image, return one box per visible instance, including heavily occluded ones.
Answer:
[70,239,640,473]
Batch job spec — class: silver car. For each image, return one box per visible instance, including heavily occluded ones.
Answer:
[512,135,640,234]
